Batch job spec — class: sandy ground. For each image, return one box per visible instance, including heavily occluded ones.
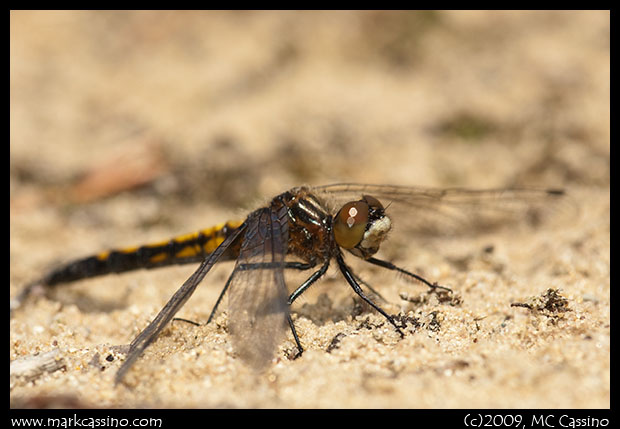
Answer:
[10,11,609,408]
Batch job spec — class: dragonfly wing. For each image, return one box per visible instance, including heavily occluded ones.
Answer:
[314,183,571,236]
[115,221,247,384]
[227,205,290,369]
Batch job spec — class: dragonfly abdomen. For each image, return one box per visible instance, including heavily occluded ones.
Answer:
[42,220,244,287]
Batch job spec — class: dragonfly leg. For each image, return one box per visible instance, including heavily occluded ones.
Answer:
[207,261,317,324]
[284,260,331,357]
[364,256,452,293]
[336,252,405,338]
[287,313,303,359]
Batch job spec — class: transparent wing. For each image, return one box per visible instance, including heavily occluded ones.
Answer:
[115,221,247,384]
[227,205,290,369]
[313,183,573,236]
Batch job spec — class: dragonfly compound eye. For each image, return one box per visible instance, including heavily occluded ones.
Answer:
[362,195,384,211]
[333,200,369,249]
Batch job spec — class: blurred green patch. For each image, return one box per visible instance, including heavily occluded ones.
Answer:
[433,112,497,142]
[360,10,442,68]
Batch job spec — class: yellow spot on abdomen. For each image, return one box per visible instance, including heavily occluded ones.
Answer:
[174,245,200,259]
[203,236,225,254]
[148,252,168,264]
[96,251,110,261]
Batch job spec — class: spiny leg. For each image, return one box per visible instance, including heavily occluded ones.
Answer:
[286,314,303,359]
[287,261,330,305]
[364,256,452,293]
[336,252,404,337]
[285,260,331,358]
[350,272,388,303]
[172,317,201,326]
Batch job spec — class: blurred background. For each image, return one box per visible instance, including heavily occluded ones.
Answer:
[10,11,609,212]
[10,11,609,408]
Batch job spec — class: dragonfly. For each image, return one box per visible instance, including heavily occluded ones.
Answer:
[11,183,566,383]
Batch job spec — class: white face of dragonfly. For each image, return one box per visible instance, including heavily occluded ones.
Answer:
[333,195,392,259]
[359,214,392,255]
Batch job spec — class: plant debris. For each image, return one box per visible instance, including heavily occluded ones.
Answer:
[511,288,571,317]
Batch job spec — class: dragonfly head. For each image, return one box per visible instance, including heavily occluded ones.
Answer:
[333,195,392,259]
